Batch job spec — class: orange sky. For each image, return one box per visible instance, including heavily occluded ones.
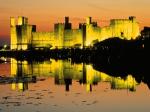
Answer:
[0,0,150,45]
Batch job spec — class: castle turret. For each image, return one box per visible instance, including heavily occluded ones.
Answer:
[86,17,92,25]
[10,17,17,49]
[64,16,72,29]
[10,16,36,50]
[18,16,28,25]
[129,16,136,22]
[10,17,15,27]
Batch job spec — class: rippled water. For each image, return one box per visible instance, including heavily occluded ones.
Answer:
[0,58,150,112]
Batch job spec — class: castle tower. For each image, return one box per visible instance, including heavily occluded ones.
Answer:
[54,23,65,48]
[18,16,28,25]
[86,17,92,25]
[79,23,86,48]
[10,17,15,26]
[64,16,72,29]
[65,17,69,24]
[129,16,136,22]
[109,16,140,40]
[10,16,36,50]
[10,17,17,49]
[129,16,140,39]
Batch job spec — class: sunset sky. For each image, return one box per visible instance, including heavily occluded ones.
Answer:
[0,0,150,45]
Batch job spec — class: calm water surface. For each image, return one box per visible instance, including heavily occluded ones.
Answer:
[0,58,150,112]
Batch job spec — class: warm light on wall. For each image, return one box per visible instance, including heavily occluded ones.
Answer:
[10,16,140,50]
[10,16,35,50]
[10,17,17,50]
[32,32,55,48]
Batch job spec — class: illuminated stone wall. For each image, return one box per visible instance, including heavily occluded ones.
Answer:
[10,17,17,49]
[64,29,83,47]
[86,24,101,46]
[10,16,36,50]
[10,16,140,49]
[99,27,112,41]
[16,25,35,50]
[54,23,64,48]
[32,32,55,49]
[18,16,28,25]
[85,16,140,46]
[110,16,139,40]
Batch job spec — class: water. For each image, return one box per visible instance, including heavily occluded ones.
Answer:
[0,58,150,112]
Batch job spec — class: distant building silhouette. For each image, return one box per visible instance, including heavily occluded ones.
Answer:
[10,16,140,50]
[64,16,72,30]
[141,27,150,39]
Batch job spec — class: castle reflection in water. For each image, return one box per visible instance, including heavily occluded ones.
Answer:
[10,58,138,92]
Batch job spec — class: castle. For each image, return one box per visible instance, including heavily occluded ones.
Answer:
[10,16,140,50]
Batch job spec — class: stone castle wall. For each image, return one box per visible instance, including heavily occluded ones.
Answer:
[10,16,140,50]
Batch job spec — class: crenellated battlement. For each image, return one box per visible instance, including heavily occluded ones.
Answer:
[10,16,28,27]
[10,16,140,50]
